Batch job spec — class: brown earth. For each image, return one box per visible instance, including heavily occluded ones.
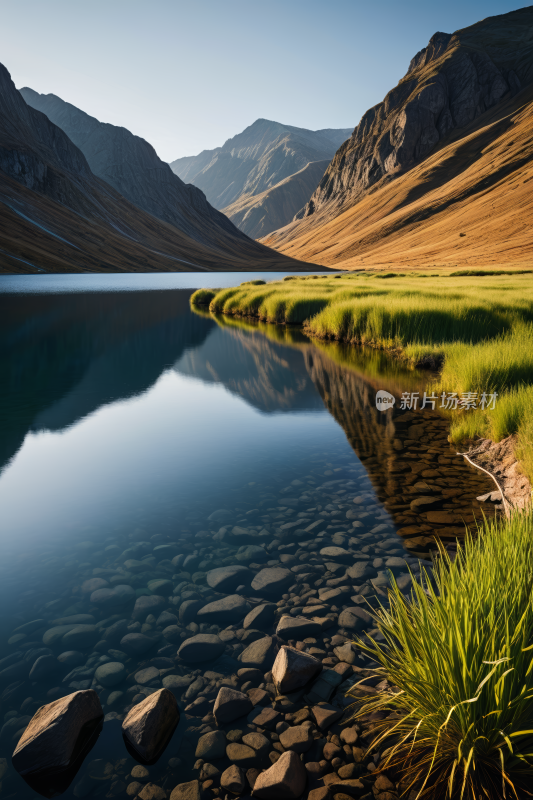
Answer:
[261,8,533,270]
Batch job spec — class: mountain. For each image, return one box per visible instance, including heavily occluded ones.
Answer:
[170,119,352,211]
[220,160,330,239]
[262,7,533,270]
[0,64,309,273]
[20,86,244,246]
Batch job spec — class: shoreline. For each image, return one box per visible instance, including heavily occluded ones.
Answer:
[193,301,532,523]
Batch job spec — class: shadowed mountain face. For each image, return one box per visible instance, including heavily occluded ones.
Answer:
[220,160,330,239]
[0,290,216,474]
[263,7,533,270]
[174,324,324,413]
[170,119,352,211]
[20,87,246,246]
[0,65,309,273]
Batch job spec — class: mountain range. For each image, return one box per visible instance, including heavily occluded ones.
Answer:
[170,120,351,237]
[261,6,533,270]
[0,68,309,273]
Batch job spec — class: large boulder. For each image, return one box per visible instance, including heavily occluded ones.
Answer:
[206,565,252,592]
[178,634,225,663]
[122,688,179,762]
[251,568,293,595]
[252,749,306,799]
[213,687,253,724]
[12,690,103,775]
[197,595,250,625]
[272,645,322,694]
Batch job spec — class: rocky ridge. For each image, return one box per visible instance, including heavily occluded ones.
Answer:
[262,7,533,270]
[221,160,330,239]
[170,120,351,211]
[0,64,309,273]
[19,87,248,247]
[297,7,533,222]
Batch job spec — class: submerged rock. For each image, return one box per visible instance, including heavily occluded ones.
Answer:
[206,565,252,592]
[239,636,277,669]
[12,690,103,775]
[122,688,179,762]
[252,749,306,798]
[251,567,293,594]
[197,594,250,624]
[272,645,322,694]
[177,634,225,663]
[95,662,126,688]
[213,687,253,724]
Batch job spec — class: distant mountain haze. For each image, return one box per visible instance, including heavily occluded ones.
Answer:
[19,87,250,246]
[170,119,352,209]
[0,67,311,273]
[262,6,533,270]
[221,160,331,240]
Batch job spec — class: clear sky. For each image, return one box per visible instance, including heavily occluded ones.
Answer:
[1,0,528,162]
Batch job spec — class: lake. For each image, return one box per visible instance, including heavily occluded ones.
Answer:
[0,274,494,799]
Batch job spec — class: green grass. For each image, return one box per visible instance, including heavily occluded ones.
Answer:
[190,288,219,305]
[348,511,533,799]
[204,272,533,480]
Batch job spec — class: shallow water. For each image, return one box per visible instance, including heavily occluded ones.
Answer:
[0,274,495,799]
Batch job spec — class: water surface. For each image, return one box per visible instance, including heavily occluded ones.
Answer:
[0,274,494,799]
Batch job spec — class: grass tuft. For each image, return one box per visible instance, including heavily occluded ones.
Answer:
[349,511,533,799]
[190,288,219,305]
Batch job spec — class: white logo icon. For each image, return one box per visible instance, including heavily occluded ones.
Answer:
[375,390,395,410]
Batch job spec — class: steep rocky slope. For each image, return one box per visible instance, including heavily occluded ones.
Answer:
[0,64,309,272]
[263,7,533,269]
[21,87,251,246]
[221,160,330,239]
[169,119,351,210]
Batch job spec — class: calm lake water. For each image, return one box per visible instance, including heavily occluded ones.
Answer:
[0,274,493,799]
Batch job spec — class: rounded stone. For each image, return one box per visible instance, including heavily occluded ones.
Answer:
[195,730,227,760]
[95,662,126,688]
[206,565,252,592]
[197,595,250,625]
[251,568,293,595]
[120,633,157,656]
[135,667,160,685]
[177,634,225,663]
[61,625,99,649]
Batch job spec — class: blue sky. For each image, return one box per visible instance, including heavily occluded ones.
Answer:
[1,0,528,161]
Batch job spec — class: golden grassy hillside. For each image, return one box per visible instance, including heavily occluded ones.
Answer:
[261,84,533,271]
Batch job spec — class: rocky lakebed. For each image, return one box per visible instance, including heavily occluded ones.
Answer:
[0,415,498,800]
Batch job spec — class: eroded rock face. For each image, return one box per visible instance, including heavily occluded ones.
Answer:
[122,688,179,762]
[252,749,307,799]
[297,8,533,222]
[12,690,103,776]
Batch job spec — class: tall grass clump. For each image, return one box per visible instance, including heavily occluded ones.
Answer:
[190,288,219,305]
[349,511,533,799]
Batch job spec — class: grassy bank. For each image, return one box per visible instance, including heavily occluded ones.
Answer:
[350,510,533,798]
[192,272,533,480]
